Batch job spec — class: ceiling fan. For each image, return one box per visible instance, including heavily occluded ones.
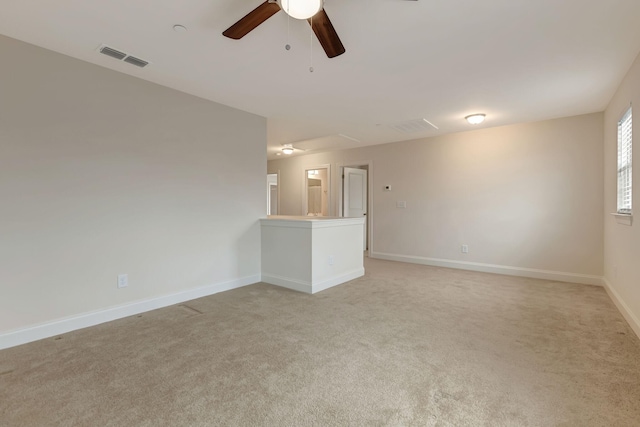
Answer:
[222,0,345,58]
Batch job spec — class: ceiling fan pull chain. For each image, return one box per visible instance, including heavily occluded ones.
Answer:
[309,15,314,72]
[285,4,291,51]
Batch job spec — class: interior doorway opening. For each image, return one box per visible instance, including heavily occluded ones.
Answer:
[303,165,330,216]
[267,173,278,215]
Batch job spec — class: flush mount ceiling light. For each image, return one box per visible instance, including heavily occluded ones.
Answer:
[280,0,323,20]
[465,114,486,125]
[282,144,294,155]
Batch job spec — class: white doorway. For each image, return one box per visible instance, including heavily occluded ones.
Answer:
[343,166,368,251]
[267,173,278,215]
[303,165,330,216]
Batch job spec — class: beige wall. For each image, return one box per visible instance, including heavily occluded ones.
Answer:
[604,51,640,334]
[0,36,266,334]
[270,113,604,278]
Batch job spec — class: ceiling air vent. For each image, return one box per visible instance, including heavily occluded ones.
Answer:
[99,46,127,60]
[388,118,439,134]
[123,56,149,68]
[97,44,150,68]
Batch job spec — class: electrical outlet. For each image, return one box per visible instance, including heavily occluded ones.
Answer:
[328,255,335,266]
[461,245,469,254]
[396,201,407,208]
[117,274,128,288]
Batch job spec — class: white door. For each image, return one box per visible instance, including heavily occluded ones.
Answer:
[343,167,367,250]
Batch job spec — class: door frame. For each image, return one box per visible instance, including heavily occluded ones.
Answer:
[302,164,331,216]
[267,172,279,215]
[337,160,373,253]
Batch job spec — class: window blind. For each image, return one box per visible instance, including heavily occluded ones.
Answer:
[617,107,632,214]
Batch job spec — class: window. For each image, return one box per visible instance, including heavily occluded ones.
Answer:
[617,107,632,214]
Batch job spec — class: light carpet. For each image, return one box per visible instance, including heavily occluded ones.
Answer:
[1,258,640,426]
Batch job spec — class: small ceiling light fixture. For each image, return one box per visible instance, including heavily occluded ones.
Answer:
[280,0,323,20]
[465,114,486,125]
[173,24,188,33]
[282,144,294,155]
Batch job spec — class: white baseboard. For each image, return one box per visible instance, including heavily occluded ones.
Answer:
[0,274,260,351]
[262,268,365,295]
[261,274,312,294]
[312,268,365,294]
[370,252,604,286]
[603,278,640,340]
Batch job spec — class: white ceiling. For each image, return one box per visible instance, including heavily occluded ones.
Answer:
[1,0,640,158]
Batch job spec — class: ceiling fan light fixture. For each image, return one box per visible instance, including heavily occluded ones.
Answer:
[282,144,294,155]
[465,114,486,125]
[280,0,323,20]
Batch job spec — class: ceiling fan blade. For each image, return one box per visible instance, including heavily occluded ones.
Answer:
[223,1,281,40]
[307,9,345,58]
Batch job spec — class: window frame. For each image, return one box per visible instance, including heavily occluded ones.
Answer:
[616,106,632,215]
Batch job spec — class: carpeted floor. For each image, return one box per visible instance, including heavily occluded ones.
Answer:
[2,258,640,426]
